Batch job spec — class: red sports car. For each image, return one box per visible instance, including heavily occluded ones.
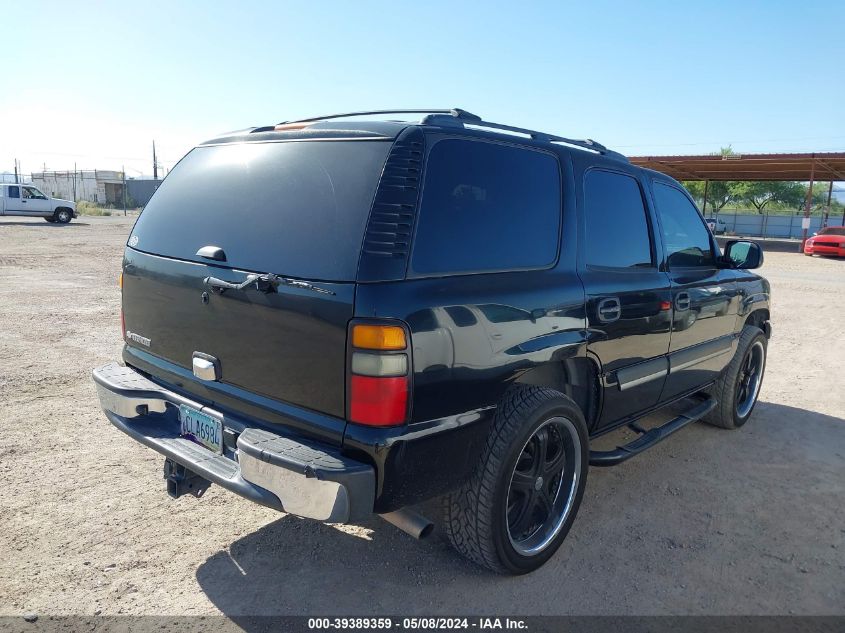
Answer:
[804,226,845,257]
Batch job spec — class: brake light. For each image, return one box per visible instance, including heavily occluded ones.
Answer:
[119,272,125,338]
[348,323,410,427]
[273,122,312,131]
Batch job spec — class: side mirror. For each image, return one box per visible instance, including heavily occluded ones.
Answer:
[723,240,763,269]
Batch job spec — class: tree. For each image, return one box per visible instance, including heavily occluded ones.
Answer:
[682,180,738,213]
[733,181,801,213]
[782,182,831,214]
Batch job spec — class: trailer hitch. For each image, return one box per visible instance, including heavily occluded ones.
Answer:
[163,459,211,499]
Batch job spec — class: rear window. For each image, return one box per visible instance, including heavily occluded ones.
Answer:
[129,140,391,281]
[410,139,561,275]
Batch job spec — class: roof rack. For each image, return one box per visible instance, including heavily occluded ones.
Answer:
[420,111,626,161]
[273,108,626,161]
[278,108,482,125]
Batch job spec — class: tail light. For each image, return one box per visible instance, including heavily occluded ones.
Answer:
[119,272,125,339]
[348,322,410,426]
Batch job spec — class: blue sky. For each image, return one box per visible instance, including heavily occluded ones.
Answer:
[1,0,843,177]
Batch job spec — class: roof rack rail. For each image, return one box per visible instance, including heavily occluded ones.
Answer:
[272,108,625,161]
[420,111,626,161]
[278,108,482,125]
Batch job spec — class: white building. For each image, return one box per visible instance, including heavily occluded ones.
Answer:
[31,170,124,204]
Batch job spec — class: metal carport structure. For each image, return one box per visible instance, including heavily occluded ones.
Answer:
[629,152,845,247]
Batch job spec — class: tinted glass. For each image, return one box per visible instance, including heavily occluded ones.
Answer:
[584,170,653,268]
[411,139,560,274]
[653,182,715,268]
[129,141,391,281]
[8,186,20,198]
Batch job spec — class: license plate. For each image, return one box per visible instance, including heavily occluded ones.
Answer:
[179,405,223,454]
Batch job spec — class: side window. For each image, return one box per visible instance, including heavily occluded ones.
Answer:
[411,139,561,275]
[478,304,531,323]
[584,170,653,268]
[8,185,20,198]
[406,309,440,333]
[444,306,477,328]
[652,182,715,268]
[25,187,47,200]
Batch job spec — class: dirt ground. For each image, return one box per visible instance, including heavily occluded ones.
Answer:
[0,215,843,617]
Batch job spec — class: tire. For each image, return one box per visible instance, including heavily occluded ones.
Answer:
[703,325,767,429]
[54,208,72,224]
[44,217,56,223]
[441,386,589,574]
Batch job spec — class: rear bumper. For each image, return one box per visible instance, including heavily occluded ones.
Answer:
[92,362,375,523]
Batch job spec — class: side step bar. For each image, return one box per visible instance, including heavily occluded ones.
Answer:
[589,396,716,467]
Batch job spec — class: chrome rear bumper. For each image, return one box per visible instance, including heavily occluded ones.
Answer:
[92,362,374,523]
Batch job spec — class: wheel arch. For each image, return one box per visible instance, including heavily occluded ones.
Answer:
[512,356,600,430]
[744,308,771,338]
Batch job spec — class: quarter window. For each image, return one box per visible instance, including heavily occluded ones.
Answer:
[584,170,653,268]
[8,186,20,198]
[411,139,561,275]
[652,182,715,268]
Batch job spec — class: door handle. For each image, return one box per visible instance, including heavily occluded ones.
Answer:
[675,292,691,311]
[597,297,621,323]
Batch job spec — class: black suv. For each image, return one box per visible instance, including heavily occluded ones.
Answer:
[93,109,771,574]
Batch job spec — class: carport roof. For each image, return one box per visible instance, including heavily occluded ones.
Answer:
[628,152,845,182]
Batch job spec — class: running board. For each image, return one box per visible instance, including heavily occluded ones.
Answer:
[589,396,716,467]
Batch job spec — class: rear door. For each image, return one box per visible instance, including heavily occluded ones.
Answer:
[4,185,24,214]
[649,181,738,400]
[122,138,393,423]
[578,167,673,428]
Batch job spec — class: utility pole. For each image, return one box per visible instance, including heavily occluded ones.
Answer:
[73,163,77,201]
[153,140,158,180]
[13,158,18,184]
[122,165,127,217]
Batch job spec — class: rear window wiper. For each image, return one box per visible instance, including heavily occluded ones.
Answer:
[203,273,335,296]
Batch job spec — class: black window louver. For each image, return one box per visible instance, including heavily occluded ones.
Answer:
[357,127,425,281]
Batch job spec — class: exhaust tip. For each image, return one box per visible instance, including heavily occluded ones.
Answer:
[379,508,434,540]
[418,521,434,539]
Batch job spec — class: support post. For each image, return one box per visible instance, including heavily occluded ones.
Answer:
[702,179,709,216]
[122,166,127,217]
[800,163,815,251]
[823,181,833,228]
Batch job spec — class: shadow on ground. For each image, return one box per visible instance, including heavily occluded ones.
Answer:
[196,402,845,619]
[0,221,89,227]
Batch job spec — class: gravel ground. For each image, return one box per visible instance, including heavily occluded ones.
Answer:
[0,215,843,617]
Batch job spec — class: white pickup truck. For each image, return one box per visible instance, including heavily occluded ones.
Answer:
[0,183,77,223]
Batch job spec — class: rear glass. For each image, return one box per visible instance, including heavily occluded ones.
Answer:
[129,140,391,281]
[411,139,561,275]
